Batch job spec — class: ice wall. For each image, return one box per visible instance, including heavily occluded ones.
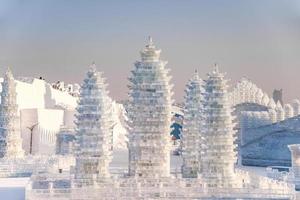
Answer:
[20,109,64,155]
[0,78,77,111]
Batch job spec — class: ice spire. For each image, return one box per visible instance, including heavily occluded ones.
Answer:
[292,99,300,116]
[276,101,285,121]
[262,93,270,107]
[74,63,113,186]
[255,89,264,105]
[0,68,24,158]
[284,104,294,119]
[89,61,96,71]
[128,37,173,178]
[140,36,162,62]
[269,109,277,123]
[213,63,219,73]
[268,98,276,109]
[201,65,237,188]
[147,36,154,47]
[181,70,204,178]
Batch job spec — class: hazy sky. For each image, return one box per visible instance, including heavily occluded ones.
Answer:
[0,0,300,102]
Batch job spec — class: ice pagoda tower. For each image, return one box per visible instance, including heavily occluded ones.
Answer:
[0,69,24,158]
[181,70,204,178]
[201,65,237,188]
[127,37,173,178]
[74,64,113,186]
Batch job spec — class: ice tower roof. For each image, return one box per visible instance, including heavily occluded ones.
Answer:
[140,36,162,62]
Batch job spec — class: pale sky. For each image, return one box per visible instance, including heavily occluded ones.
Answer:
[0,0,300,102]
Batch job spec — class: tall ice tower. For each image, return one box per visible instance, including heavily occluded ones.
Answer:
[201,65,237,188]
[128,37,173,178]
[0,69,24,158]
[74,64,113,186]
[181,71,204,178]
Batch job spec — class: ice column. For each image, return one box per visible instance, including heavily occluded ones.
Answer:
[288,144,300,179]
[0,69,24,158]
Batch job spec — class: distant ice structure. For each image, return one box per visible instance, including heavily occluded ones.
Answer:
[273,88,283,105]
[240,111,271,129]
[111,101,128,150]
[285,104,294,119]
[229,77,264,106]
[229,77,300,166]
[269,109,277,123]
[52,81,80,97]
[292,99,300,116]
[0,69,24,158]
[73,64,114,186]
[127,37,173,178]
[181,70,204,178]
[276,101,285,121]
[230,78,300,128]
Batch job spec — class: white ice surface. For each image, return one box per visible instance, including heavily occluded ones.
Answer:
[0,178,29,200]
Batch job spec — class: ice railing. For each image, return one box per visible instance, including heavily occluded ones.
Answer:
[0,155,74,178]
[0,156,52,177]
[265,167,291,181]
[236,168,295,192]
[26,186,296,200]
[26,175,296,200]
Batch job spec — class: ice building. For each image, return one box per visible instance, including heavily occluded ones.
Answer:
[73,64,113,186]
[181,70,204,178]
[201,65,238,188]
[127,37,173,178]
